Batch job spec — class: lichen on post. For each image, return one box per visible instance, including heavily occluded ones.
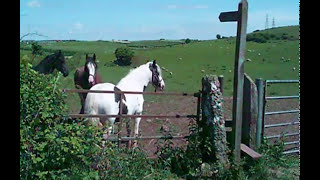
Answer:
[201,75,230,169]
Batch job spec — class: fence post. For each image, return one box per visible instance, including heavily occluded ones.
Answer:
[201,75,230,169]
[118,93,124,149]
[255,78,264,148]
[229,0,248,162]
[242,74,258,149]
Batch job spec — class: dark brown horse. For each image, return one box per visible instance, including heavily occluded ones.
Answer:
[74,54,102,113]
[33,50,69,77]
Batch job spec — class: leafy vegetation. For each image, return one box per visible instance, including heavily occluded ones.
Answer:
[114,47,135,66]
[31,42,43,56]
[20,59,108,179]
[156,122,299,179]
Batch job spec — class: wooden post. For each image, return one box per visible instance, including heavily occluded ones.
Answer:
[126,120,132,149]
[219,0,248,162]
[196,91,201,124]
[255,78,264,148]
[118,93,124,149]
[201,75,230,169]
[242,74,258,150]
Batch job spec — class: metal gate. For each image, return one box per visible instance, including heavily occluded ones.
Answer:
[256,79,299,155]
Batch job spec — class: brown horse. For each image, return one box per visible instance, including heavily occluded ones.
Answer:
[74,54,102,114]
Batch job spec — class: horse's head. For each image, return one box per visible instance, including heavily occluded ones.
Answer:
[149,60,165,91]
[55,50,69,77]
[84,53,98,87]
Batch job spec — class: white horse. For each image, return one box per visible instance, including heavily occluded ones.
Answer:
[84,60,165,144]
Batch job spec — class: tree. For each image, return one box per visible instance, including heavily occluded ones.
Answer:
[31,42,43,56]
[185,38,191,44]
[114,47,134,66]
[216,34,221,39]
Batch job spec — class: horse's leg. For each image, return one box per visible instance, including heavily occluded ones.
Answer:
[133,114,142,148]
[77,92,85,114]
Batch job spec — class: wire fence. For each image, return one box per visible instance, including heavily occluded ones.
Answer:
[62,88,201,148]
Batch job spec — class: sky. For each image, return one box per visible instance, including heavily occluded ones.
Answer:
[20,0,299,41]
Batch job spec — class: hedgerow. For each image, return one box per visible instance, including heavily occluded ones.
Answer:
[20,60,105,179]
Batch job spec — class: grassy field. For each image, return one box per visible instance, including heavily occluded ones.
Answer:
[20,25,299,113]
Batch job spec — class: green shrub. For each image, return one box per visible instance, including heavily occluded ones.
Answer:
[246,33,267,43]
[185,38,191,44]
[31,42,43,56]
[20,61,105,179]
[114,47,134,66]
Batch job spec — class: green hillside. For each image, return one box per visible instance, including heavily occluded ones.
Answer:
[20,25,299,112]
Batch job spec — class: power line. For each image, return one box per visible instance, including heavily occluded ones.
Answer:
[272,17,275,28]
[265,14,269,30]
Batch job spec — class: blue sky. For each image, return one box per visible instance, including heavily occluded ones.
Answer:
[20,0,299,41]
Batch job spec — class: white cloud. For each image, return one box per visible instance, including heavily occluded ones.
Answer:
[27,0,41,8]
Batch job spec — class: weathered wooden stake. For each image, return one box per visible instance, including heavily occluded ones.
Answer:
[255,78,264,148]
[242,74,258,149]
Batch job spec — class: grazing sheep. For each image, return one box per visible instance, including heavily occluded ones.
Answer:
[201,70,205,73]
[178,57,182,60]
[258,53,261,56]
[292,67,296,71]
[229,70,232,73]
[169,72,173,75]
[246,58,252,62]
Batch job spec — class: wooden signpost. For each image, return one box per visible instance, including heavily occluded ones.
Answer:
[219,0,252,162]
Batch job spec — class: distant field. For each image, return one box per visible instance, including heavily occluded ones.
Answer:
[20,25,299,112]
[127,40,185,50]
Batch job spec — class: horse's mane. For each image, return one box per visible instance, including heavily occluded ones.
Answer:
[116,62,162,89]
[125,62,162,78]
